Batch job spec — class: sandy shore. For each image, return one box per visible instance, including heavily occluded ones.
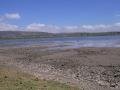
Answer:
[0,46,120,90]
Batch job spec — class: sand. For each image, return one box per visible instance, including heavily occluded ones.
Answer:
[0,46,120,90]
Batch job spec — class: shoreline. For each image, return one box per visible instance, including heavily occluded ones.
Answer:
[0,46,120,90]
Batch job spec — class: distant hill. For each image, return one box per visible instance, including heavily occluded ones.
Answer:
[0,31,54,39]
[0,31,120,39]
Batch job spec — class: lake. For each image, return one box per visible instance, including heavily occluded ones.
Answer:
[0,35,120,49]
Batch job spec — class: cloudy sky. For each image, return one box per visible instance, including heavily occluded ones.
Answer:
[0,0,120,33]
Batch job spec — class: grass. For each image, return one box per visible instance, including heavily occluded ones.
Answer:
[0,66,80,90]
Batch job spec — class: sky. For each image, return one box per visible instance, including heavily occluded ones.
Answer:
[0,0,120,33]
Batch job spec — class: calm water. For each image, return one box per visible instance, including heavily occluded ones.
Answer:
[0,35,120,49]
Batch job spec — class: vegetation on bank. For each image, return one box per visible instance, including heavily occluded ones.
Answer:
[0,66,80,90]
[0,31,120,40]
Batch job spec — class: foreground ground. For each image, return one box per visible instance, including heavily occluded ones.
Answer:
[0,46,120,90]
[0,65,79,90]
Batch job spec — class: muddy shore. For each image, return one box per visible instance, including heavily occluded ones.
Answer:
[0,46,120,90]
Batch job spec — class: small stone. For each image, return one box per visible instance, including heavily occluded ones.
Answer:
[44,85,47,87]
[110,83,117,88]
[4,76,8,78]
[34,77,39,81]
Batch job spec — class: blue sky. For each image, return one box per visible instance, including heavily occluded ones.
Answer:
[0,0,120,33]
[0,0,120,26]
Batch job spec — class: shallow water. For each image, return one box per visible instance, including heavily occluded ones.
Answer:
[0,35,120,49]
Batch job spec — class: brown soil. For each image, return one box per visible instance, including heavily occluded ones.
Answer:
[0,46,120,90]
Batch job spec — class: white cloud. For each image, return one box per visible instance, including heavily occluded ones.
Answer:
[0,22,120,33]
[26,23,46,30]
[114,22,120,26]
[0,13,21,22]
[0,23,19,31]
[25,23,120,33]
[0,13,20,31]
[5,13,21,19]
[26,23,60,33]
[65,26,78,29]
[82,24,110,30]
[82,25,94,29]
[0,12,120,33]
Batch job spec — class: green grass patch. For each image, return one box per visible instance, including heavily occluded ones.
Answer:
[0,66,80,90]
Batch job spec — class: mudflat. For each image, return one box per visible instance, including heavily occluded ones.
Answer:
[0,46,120,90]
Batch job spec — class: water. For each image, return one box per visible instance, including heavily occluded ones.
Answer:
[0,35,120,49]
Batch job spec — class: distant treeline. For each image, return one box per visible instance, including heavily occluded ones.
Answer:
[0,31,120,39]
